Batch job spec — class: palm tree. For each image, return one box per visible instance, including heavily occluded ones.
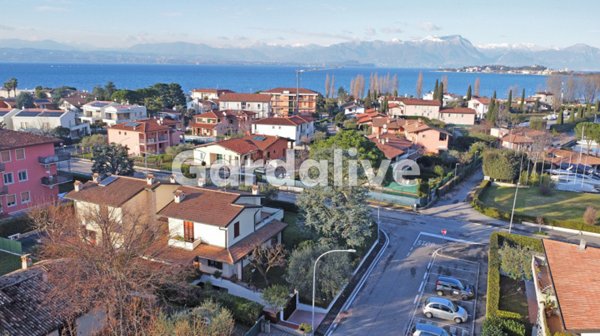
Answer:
[8,78,17,97]
[3,81,12,97]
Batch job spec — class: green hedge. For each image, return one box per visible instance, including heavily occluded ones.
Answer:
[486,232,542,320]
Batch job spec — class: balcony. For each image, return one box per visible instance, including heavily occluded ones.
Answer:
[41,174,73,188]
[168,236,202,251]
[38,152,71,165]
[255,207,284,228]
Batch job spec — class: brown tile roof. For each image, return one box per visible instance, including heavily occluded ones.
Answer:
[201,134,289,155]
[195,111,220,119]
[253,116,312,126]
[398,98,441,107]
[109,119,171,133]
[501,134,534,144]
[546,148,600,166]
[440,107,477,115]
[356,111,385,124]
[61,96,90,108]
[543,239,600,332]
[190,122,217,130]
[0,129,60,150]
[220,93,272,103]
[154,220,287,265]
[261,87,318,95]
[157,186,248,227]
[369,135,414,159]
[65,176,152,208]
[471,96,491,104]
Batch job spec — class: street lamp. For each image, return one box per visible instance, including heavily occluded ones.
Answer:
[312,249,356,333]
[454,162,460,178]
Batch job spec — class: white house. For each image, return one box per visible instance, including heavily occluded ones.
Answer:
[80,101,147,126]
[219,93,272,119]
[10,108,90,138]
[191,88,234,101]
[533,91,555,106]
[388,98,441,119]
[252,116,315,146]
[467,97,490,120]
[0,108,19,130]
[342,102,365,116]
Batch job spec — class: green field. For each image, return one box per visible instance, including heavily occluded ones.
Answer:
[480,185,600,225]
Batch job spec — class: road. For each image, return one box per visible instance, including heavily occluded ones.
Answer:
[59,158,174,181]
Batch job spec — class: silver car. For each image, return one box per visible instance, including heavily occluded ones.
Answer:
[423,297,468,323]
[412,323,451,336]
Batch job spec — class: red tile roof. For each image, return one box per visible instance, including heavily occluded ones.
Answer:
[543,239,600,332]
[0,129,59,150]
[440,107,476,115]
[189,122,217,130]
[398,98,441,107]
[471,96,491,104]
[65,176,153,208]
[219,93,272,103]
[261,87,319,95]
[253,116,312,126]
[109,119,171,133]
[195,111,220,119]
[201,134,289,155]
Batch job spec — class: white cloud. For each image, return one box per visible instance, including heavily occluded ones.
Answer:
[420,21,441,32]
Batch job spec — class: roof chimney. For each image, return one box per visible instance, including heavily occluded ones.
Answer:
[169,174,176,184]
[21,254,30,270]
[74,180,82,192]
[252,184,259,195]
[579,239,587,251]
[385,137,389,144]
[146,173,155,186]
[197,177,206,187]
[92,173,100,183]
[174,190,185,203]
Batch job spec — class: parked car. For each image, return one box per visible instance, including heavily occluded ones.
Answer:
[435,276,474,300]
[412,323,451,336]
[423,297,468,323]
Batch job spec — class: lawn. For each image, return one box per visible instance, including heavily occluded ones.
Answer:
[499,276,529,320]
[0,250,21,275]
[480,185,600,225]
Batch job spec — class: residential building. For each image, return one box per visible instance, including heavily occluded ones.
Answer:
[0,129,71,216]
[500,128,547,151]
[191,88,234,101]
[368,133,422,162]
[467,97,490,120]
[545,148,600,174]
[11,108,90,138]
[155,185,286,280]
[252,115,315,146]
[389,98,441,119]
[219,93,272,119]
[342,102,366,116]
[194,134,290,168]
[533,91,555,106]
[438,107,477,125]
[532,239,600,336]
[0,108,19,130]
[80,101,147,126]
[356,110,386,128]
[371,117,451,154]
[259,87,319,116]
[190,110,256,138]
[59,92,92,113]
[107,118,183,156]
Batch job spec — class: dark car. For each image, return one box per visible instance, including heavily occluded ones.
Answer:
[435,276,474,300]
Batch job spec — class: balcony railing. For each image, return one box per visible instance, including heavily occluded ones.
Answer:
[168,236,202,251]
[38,152,71,165]
[41,174,73,187]
[255,207,284,228]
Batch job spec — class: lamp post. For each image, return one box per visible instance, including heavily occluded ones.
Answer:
[312,249,356,333]
[454,162,460,179]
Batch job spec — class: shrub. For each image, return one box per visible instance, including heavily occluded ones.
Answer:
[482,316,507,336]
[583,206,598,226]
[0,215,34,237]
[498,244,534,280]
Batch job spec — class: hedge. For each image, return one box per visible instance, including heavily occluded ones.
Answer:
[486,232,542,319]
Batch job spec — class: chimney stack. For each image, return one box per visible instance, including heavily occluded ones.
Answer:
[74,180,82,192]
[579,239,587,251]
[92,173,100,183]
[169,174,176,184]
[146,173,155,186]
[252,184,259,195]
[197,177,206,187]
[174,190,185,203]
[20,254,30,270]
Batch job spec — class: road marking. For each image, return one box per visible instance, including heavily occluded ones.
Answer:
[413,294,419,304]
[419,232,481,245]
[422,272,428,281]
[418,281,425,293]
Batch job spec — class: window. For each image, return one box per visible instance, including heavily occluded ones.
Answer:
[439,133,447,141]
[234,222,240,238]
[0,150,10,163]
[18,170,28,182]
[20,191,30,204]
[3,173,14,185]
[183,220,194,242]
[15,148,25,160]
[207,260,223,269]
[6,194,16,207]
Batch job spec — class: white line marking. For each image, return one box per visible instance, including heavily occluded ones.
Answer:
[413,294,419,304]
[419,232,481,245]
[422,272,428,281]
[418,281,425,293]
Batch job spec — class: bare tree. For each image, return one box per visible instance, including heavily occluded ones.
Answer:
[474,77,481,97]
[583,206,598,226]
[325,74,330,98]
[416,71,423,98]
[565,75,577,103]
[32,203,187,336]
[580,74,600,104]
[247,244,286,286]
[441,75,448,94]
[329,75,335,98]
[546,74,563,111]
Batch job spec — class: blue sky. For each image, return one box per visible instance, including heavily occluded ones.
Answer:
[1,0,598,49]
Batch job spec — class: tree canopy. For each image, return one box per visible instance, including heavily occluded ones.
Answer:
[482,149,522,182]
[92,143,134,176]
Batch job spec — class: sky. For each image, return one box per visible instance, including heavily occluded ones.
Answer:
[0,0,599,49]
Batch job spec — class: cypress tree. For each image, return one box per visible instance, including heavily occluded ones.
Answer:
[596,100,600,113]
[569,107,575,123]
[520,89,525,112]
[578,106,584,119]
[466,85,472,101]
[558,108,564,124]
[438,82,444,105]
[506,90,512,113]
[433,79,439,100]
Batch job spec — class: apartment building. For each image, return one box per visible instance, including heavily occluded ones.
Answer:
[259,87,319,116]
[107,118,183,156]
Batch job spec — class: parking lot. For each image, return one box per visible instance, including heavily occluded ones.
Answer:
[405,238,482,336]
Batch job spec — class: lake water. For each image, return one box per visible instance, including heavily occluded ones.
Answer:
[0,63,549,99]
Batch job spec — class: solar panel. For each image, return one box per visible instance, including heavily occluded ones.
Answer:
[99,175,118,187]
[253,136,266,141]
[17,111,41,117]
[124,122,140,127]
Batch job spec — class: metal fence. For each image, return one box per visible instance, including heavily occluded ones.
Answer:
[243,316,265,336]
[0,237,22,255]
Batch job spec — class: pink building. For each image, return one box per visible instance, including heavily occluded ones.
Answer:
[0,129,71,216]
[107,118,183,156]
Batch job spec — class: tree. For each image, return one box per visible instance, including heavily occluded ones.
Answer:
[519,88,525,112]
[558,107,564,124]
[569,108,575,123]
[5,77,18,97]
[34,85,46,99]
[52,126,71,139]
[92,85,108,100]
[92,143,135,176]
[546,74,563,111]
[529,117,545,131]
[285,242,352,303]
[505,90,512,113]
[487,91,498,124]
[441,75,448,94]
[466,85,472,101]
[482,317,506,336]
[32,203,184,335]
[498,244,534,280]
[262,285,290,312]
[482,149,522,182]
[583,206,598,226]
[438,82,444,105]
[248,244,286,286]
[433,79,439,100]
[15,92,34,108]
[416,71,423,98]
[150,300,235,336]
[80,134,107,153]
[474,77,481,97]
[580,74,600,104]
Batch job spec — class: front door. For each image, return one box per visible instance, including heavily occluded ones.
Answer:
[183,221,194,242]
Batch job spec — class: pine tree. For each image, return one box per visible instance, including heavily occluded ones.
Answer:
[433,79,439,100]
[520,89,525,112]
[466,85,472,101]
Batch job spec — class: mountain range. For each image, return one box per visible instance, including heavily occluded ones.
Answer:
[0,35,599,70]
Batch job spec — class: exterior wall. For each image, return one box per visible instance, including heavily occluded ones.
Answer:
[0,143,58,215]
[108,127,179,156]
[167,217,226,247]
[438,112,476,125]
[226,208,261,248]
[407,129,449,154]
[266,93,318,116]
[194,145,244,166]
[395,103,440,119]
[467,100,489,119]
[0,109,19,130]
[192,91,219,100]
[252,124,297,142]
[219,101,271,119]
[107,129,142,155]
[102,106,147,126]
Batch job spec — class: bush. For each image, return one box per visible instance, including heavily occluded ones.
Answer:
[482,316,507,336]
[0,215,34,237]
